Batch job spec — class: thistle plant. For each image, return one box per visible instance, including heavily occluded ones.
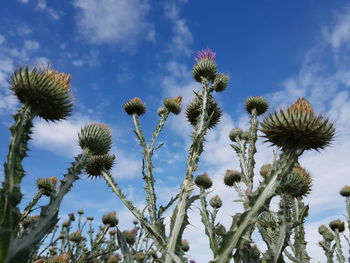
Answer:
[0,49,345,263]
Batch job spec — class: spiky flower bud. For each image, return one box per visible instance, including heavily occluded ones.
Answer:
[123,97,146,116]
[340,185,350,197]
[245,96,269,116]
[186,93,222,129]
[318,225,328,235]
[36,177,58,196]
[260,164,272,179]
[62,221,70,228]
[157,106,167,117]
[68,213,75,221]
[77,209,84,215]
[21,215,40,229]
[278,164,312,198]
[214,224,226,236]
[84,154,115,177]
[109,229,117,235]
[46,253,70,263]
[323,229,335,242]
[163,96,182,115]
[195,173,213,189]
[134,253,147,262]
[257,211,279,228]
[213,73,229,92]
[78,123,112,155]
[229,128,243,142]
[261,98,335,151]
[181,239,190,252]
[210,195,223,209]
[107,254,121,263]
[87,216,94,221]
[149,250,158,259]
[10,66,74,121]
[102,211,118,227]
[69,230,83,243]
[224,170,242,186]
[329,219,345,233]
[193,49,218,82]
[123,230,136,245]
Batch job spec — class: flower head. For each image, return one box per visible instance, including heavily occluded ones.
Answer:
[195,48,216,62]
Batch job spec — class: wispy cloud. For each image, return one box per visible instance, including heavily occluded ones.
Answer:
[36,0,61,20]
[73,0,154,47]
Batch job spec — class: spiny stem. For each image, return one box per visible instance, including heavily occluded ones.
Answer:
[165,81,211,263]
[21,191,43,221]
[247,108,258,194]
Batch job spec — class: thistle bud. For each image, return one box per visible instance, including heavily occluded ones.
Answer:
[62,221,70,228]
[46,253,70,263]
[107,254,121,263]
[163,96,182,115]
[195,173,213,189]
[213,73,229,92]
[181,239,190,252]
[329,219,345,233]
[245,96,269,116]
[84,154,115,177]
[123,230,136,245]
[78,123,113,155]
[36,177,58,196]
[214,224,226,236]
[69,230,83,243]
[123,97,146,116]
[229,128,243,142]
[87,216,94,221]
[10,66,74,121]
[133,253,147,262]
[193,48,218,83]
[157,106,167,117]
[323,229,335,242]
[224,170,242,186]
[318,225,328,235]
[210,195,223,209]
[77,209,84,215]
[102,211,118,227]
[149,250,158,259]
[68,213,75,221]
[340,185,350,197]
[21,215,40,229]
[109,229,117,235]
[260,164,272,179]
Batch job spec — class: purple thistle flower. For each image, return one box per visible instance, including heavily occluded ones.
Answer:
[195,48,216,62]
[189,260,197,263]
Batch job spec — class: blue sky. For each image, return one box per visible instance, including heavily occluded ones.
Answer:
[1,0,350,261]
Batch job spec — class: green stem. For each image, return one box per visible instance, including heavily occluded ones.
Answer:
[21,191,43,221]
[247,108,258,194]
[164,82,211,263]
[0,105,34,263]
[334,230,345,263]
[199,188,218,257]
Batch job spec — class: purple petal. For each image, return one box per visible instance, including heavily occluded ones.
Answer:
[195,48,216,62]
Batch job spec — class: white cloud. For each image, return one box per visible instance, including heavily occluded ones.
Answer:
[17,24,32,35]
[24,40,40,50]
[324,8,350,51]
[72,60,83,67]
[18,0,29,3]
[73,0,154,46]
[0,35,5,45]
[36,0,61,20]
[163,1,193,56]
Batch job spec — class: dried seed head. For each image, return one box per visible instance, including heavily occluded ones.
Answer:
[21,215,40,229]
[46,253,70,263]
[87,216,94,221]
[10,66,74,121]
[181,239,190,252]
[107,254,121,263]
[149,249,158,259]
[77,209,84,215]
[209,195,223,209]
[102,211,118,227]
[195,173,213,189]
[123,97,146,116]
[133,253,147,262]
[288,97,314,114]
[78,123,113,155]
[224,170,242,186]
[245,96,269,116]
